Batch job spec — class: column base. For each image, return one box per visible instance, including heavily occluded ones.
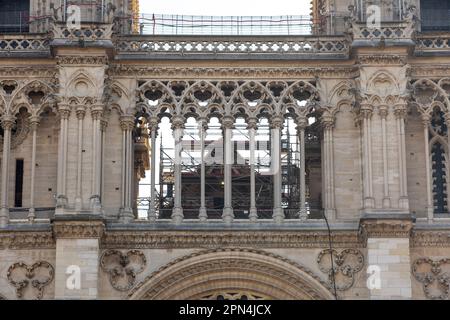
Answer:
[28,207,36,223]
[171,207,184,224]
[0,207,9,227]
[147,207,157,222]
[324,208,336,221]
[199,207,208,222]
[382,197,391,209]
[119,207,134,223]
[398,197,409,211]
[364,197,375,209]
[74,197,83,212]
[273,208,284,224]
[89,195,102,215]
[222,207,234,224]
[249,207,258,222]
[298,207,309,221]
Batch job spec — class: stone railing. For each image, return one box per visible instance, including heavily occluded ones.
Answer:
[352,21,415,42]
[114,35,350,59]
[415,33,450,55]
[50,22,113,41]
[0,34,50,57]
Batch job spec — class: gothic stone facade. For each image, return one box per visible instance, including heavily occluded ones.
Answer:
[0,0,450,300]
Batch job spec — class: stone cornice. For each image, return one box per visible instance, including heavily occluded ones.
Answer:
[52,220,105,239]
[101,230,363,249]
[0,66,57,78]
[357,54,407,65]
[359,217,414,240]
[0,231,55,249]
[109,65,359,79]
[57,55,109,66]
[411,230,450,247]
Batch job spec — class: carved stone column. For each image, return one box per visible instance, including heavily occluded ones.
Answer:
[361,106,375,209]
[296,116,308,219]
[28,116,40,222]
[74,108,85,212]
[379,106,391,208]
[100,117,108,208]
[119,115,135,222]
[0,114,15,227]
[90,106,103,214]
[198,117,208,222]
[271,115,284,224]
[147,117,158,222]
[248,117,258,222]
[222,115,234,224]
[171,115,184,224]
[395,105,409,211]
[321,112,336,220]
[420,113,434,219]
[55,106,70,214]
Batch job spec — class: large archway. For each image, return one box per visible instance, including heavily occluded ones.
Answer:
[128,248,334,300]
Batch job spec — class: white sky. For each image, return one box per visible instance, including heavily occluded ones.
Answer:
[139,0,311,16]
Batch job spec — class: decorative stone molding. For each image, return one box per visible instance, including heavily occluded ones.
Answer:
[128,248,334,300]
[200,291,268,300]
[0,231,55,249]
[57,56,109,66]
[412,258,450,300]
[0,67,57,78]
[110,65,360,79]
[52,220,105,239]
[317,249,364,291]
[359,218,413,240]
[411,230,450,247]
[100,249,147,291]
[102,230,362,249]
[357,55,407,65]
[7,261,54,300]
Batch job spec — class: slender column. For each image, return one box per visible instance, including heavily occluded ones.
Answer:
[421,113,434,219]
[90,107,103,214]
[361,107,375,209]
[147,117,158,222]
[379,106,391,208]
[271,115,284,223]
[74,108,85,211]
[100,118,107,206]
[119,116,134,222]
[222,115,234,224]
[198,117,208,221]
[28,116,40,222]
[0,115,15,227]
[296,117,308,219]
[396,106,409,210]
[171,115,184,224]
[322,113,336,220]
[56,107,70,213]
[248,117,258,222]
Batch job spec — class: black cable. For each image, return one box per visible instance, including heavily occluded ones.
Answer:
[323,212,338,300]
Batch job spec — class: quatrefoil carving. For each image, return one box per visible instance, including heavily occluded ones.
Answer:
[412,258,450,300]
[7,261,54,300]
[317,249,364,291]
[100,249,147,291]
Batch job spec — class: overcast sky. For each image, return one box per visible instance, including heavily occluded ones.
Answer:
[139,0,311,16]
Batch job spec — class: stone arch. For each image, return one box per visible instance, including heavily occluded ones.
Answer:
[128,248,334,300]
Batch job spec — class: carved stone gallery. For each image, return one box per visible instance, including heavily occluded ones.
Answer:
[0,0,450,300]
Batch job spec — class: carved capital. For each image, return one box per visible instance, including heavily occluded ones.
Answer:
[52,220,105,239]
[246,117,258,130]
[222,115,235,130]
[120,115,135,131]
[1,114,15,130]
[359,218,413,239]
[91,106,104,120]
[75,108,86,120]
[270,115,284,129]
[57,105,71,120]
[296,116,308,131]
[29,116,40,131]
[378,105,389,119]
[148,116,159,132]
[171,115,185,131]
